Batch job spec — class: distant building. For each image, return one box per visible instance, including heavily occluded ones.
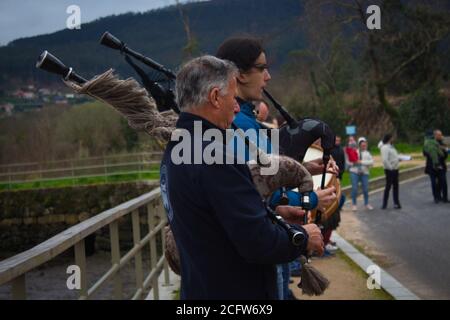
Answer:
[12,90,35,99]
[23,92,35,99]
[38,88,51,96]
[0,103,14,116]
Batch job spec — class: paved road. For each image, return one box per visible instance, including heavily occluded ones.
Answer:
[339,172,450,299]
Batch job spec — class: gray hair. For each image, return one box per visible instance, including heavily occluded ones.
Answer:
[175,55,238,110]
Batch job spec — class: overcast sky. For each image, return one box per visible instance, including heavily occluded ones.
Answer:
[0,0,189,45]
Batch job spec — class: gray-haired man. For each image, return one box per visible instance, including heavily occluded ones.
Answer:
[159,55,323,299]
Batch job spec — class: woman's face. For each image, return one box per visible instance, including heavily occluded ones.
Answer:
[348,136,356,147]
[360,141,368,150]
[237,52,271,101]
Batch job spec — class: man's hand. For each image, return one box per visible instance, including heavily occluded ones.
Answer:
[275,205,307,225]
[304,158,339,176]
[303,223,324,256]
[315,186,337,212]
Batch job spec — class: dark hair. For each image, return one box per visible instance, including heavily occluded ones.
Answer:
[216,37,264,72]
[382,134,392,144]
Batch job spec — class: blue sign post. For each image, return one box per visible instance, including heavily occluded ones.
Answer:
[346,125,356,136]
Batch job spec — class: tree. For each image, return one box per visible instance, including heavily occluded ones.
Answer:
[176,0,199,59]
[55,102,127,158]
[307,0,450,136]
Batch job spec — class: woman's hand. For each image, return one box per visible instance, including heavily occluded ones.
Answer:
[304,158,340,176]
[315,186,337,212]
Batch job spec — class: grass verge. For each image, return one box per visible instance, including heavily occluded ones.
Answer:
[0,171,160,191]
[336,250,394,300]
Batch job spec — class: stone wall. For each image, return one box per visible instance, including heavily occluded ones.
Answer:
[0,181,158,256]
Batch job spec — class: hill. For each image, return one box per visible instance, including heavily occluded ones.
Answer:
[0,0,308,88]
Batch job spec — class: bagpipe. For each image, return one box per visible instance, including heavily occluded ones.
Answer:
[99,32,179,114]
[98,32,338,221]
[100,32,335,164]
[36,32,337,294]
[36,46,311,247]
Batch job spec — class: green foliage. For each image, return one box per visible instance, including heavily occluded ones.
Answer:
[55,101,126,157]
[377,0,450,94]
[392,143,424,154]
[369,143,423,155]
[0,101,161,164]
[287,93,350,137]
[399,85,450,142]
[120,118,140,152]
[0,171,160,191]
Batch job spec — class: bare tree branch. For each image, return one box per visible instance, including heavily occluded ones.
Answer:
[383,32,449,86]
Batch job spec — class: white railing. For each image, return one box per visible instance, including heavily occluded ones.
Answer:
[0,152,163,186]
[0,187,172,300]
[0,152,163,172]
[0,160,161,188]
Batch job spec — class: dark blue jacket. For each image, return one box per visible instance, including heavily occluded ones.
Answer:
[160,112,307,299]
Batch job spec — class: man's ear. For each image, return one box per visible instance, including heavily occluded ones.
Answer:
[208,87,221,109]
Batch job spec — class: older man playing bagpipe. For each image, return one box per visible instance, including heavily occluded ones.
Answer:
[36,32,342,299]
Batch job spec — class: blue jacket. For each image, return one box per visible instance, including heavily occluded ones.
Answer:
[233,99,310,208]
[160,112,307,299]
[233,99,271,161]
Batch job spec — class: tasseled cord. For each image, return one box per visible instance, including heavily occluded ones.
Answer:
[297,255,330,296]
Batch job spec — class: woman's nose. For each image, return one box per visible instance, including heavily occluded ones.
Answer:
[264,70,271,81]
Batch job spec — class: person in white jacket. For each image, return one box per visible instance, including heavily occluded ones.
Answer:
[348,137,374,211]
[380,134,402,209]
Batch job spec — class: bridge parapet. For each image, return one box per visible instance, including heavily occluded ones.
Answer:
[0,187,171,300]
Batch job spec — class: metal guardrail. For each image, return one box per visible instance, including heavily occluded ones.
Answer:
[0,187,171,300]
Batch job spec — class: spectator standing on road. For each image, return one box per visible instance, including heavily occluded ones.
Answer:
[348,137,374,211]
[435,130,448,203]
[381,134,402,209]
[321,135,347,255]
[424,129,448,203]
[331,135,346,180]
